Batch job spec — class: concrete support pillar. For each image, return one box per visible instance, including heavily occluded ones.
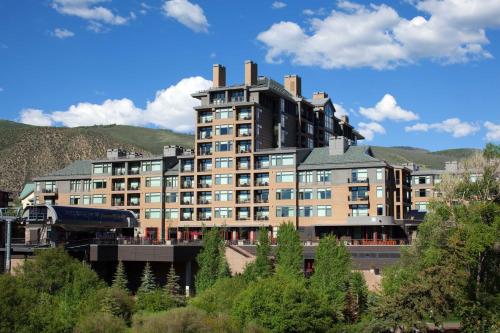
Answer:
[249,230,256,243]
[231,230,238,241]
[184,260,192,297]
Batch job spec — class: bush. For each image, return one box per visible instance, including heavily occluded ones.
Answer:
[74,312,127,333]
[190,276,248,315]
[100,287,135,323]
[0,274,34,333]
[136,289,177,313]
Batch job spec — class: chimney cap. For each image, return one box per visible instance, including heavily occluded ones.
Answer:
[213,63,224,67]
[245,59,255,64]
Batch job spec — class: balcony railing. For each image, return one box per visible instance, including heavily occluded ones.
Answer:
[198,183,211,188]
[198,216,212,221]
[197,199,212,205]
[128,169,140,175]
[112,202,125,206]
[113,185,125,191]
[237,115,251,121]
[42,188,58,193]
[238,147,251,153]
[255,181,269,186]
[237,164,250,170]
[127,202,140,206]
[198,166,212,172]
[238,182,251,187]
[128,185,140,191]
[181,182,194,189]
[199,118,213,124]
[254,197,269,203]
[198,150,213,156]
[255,215,269,221]
[237,198,251,204]
[181,200,194,205]
[348,177,369,184]
[348,195,369,201]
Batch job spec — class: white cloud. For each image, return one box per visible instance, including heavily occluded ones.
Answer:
[272,1,287,9]
[140,2,151,15]
[357,122,386,141]
[359,94,418,122]
[19,109,54,126]
[405,118,480,137]
[52,28,75,39]
[258,0,500,69]
[302,8,326,16]
[163,0,209,33]
[333,103,349,117]
[484,121,500,141]
[18,77,212,132]
[0,87,3,92]
[52,0,129,26]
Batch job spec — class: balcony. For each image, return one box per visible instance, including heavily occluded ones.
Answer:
[198,150,213,156]
[42,188,58,194]
[348,194,369,202]
[254,180,269,187]
[348,177,369,185]
[181,182,194,189]
[128,185,140,191]
[198,165,212,172]
[181,166,194,173]
[237,198,251,204]
[112,169,126,176]
[255,215,269,221]
[254,197,269,203]
[113,184,125,191]
[112,201,125,207]
[180,216,193,221]
[237,216,251,221]
[238,147,251,154]
[237,182,251,187]
[197,199,212,205]
[127,201,140,207]
[197,182,212,189]
[198,216,212,221]
[128,169,140,175]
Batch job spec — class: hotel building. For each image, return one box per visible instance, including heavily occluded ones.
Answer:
[32,61,413,245]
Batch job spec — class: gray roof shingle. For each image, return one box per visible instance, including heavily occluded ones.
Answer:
[47,160,92,177]
[300,146,383,166]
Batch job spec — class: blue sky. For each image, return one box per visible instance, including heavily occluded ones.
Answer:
[0,0,499,150]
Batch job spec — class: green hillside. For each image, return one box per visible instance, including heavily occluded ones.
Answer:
[0,120,478,195]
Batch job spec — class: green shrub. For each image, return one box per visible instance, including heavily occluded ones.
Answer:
[136,289,177,313]
[74,312,127,333]
[190,276,248,315]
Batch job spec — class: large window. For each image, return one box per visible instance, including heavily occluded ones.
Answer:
[376,186,383,198]
[376,168,383,181]
[276,206,295,217]
[215,124,233,136]
[145,208,161,219]
[146,177,162,187]
[164,176,178,188]
[215,157,233,168]
[416,202,429,212]
[270,154,294,166]
[70,180,81,192]
[165,192,177,203]
[276,189,294,200]
[211,92,225,104]
[317,205,332,217]
[164,208,179,219]
[215,190,232,202]
[93,163,111,174]
[276,171,294,183]
[299,206,313,217]
[92,194,106,204]
[416,176,431,185]
[215,174,232,185]
[215,108,232,119]
[351,204,369,216]
[215,141,233,152]
[352,169,368,182]
[316,170,331,183]
[142,161,162,172]
[145,192,161,203]
[83,195,91,205]
[92,180,107,190]
[317,188,331,200]
[299,171,313,183]
[69,195,80,205]
[215,207,233,218]
[83,180,91,191]
[299,188,313,200]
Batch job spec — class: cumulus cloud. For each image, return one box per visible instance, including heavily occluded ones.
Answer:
[359,94,418,122]
[18,77,212,132]
[333,103,349,117]
[51,0,132,32]
[52,28,75,39]
[272,1,287,9]
[484,121,500,141]
[258,0,500,69]
[19,109,54,126]
[405,118,480,138]
[357,122,386,141]
[163,0,209,33]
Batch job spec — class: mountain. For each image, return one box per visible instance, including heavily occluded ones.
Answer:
[0,120,479,196]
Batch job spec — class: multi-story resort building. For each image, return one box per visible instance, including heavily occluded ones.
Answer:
[32,61,416,245]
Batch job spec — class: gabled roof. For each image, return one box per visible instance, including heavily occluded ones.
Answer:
[47,160,92,177]
[299,145,385,168]
[20,183,34,199]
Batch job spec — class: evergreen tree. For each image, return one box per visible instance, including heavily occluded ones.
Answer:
[164,264,184,306]
[254,227,272,278]
[111,261,128,292]
[195,227,227,293]
[311,236,351,292]
[138,262,156,294]
[275,222,303,277]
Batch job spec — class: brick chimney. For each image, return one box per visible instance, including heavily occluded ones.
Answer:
[284,75,302,97]
[244,60,257,86]
[329,136,349,155]
[212,64,226,88]
[312,91,328,100]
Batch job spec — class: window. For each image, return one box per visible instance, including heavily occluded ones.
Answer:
[434,175,442,184]
[146,177,162,187]
[230,90,244,102]
[165,192,177,203]
[377,204,384,215]
[276,189,294,200]
[215,141,233,152]
[211,92,226,105]
[145,192,161,203]
[199,111,213,124]
[83,180,91,191]
[92,180,107,189]
[215,124,233,136]
[215,108,232,119]
[83,195,91,205]
[92,194,106,204]
[317,170,331,183]
[317,205,332,217]
[237,108,251,120]
[299,189,313,200]
[317,189,331,200]
[215,207,233,218]
[215,157,233,168]
[145,208,161,219]
[352,169,368,182]
[165,176,178,188]
[416,176,431,185]
[45,181,56,192]
[70,180,81,192]
[376,186,383,198]
[276,206,295,217]
[69,195,80,205]
[215,191,232,202]
[299,171,313,183]
[350,187,369,200]
[142,161,162,172]
[418,189,430,197]
[93,163,111,174]
[255,156,269,169]
[270,154,294,166]
[215,174,232,185]
[164,208,179,220]
[351,204,369,216]
[416,202,429,212]
[299,206,313,217]
[276,171,294,183]
[376,168,383,181]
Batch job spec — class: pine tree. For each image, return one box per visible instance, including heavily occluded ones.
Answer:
[164,264,184,305]
[275,222,303,277]
[138,262,156,294]
[195,227,227,293]
[111,261,128,292]
[254,226,272,278]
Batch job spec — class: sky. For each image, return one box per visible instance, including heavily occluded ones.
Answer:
[0,0,499,150]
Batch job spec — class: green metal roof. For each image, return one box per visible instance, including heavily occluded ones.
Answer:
[47,160,92,177]
[19,183,34,199]
[300,146,382,166]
